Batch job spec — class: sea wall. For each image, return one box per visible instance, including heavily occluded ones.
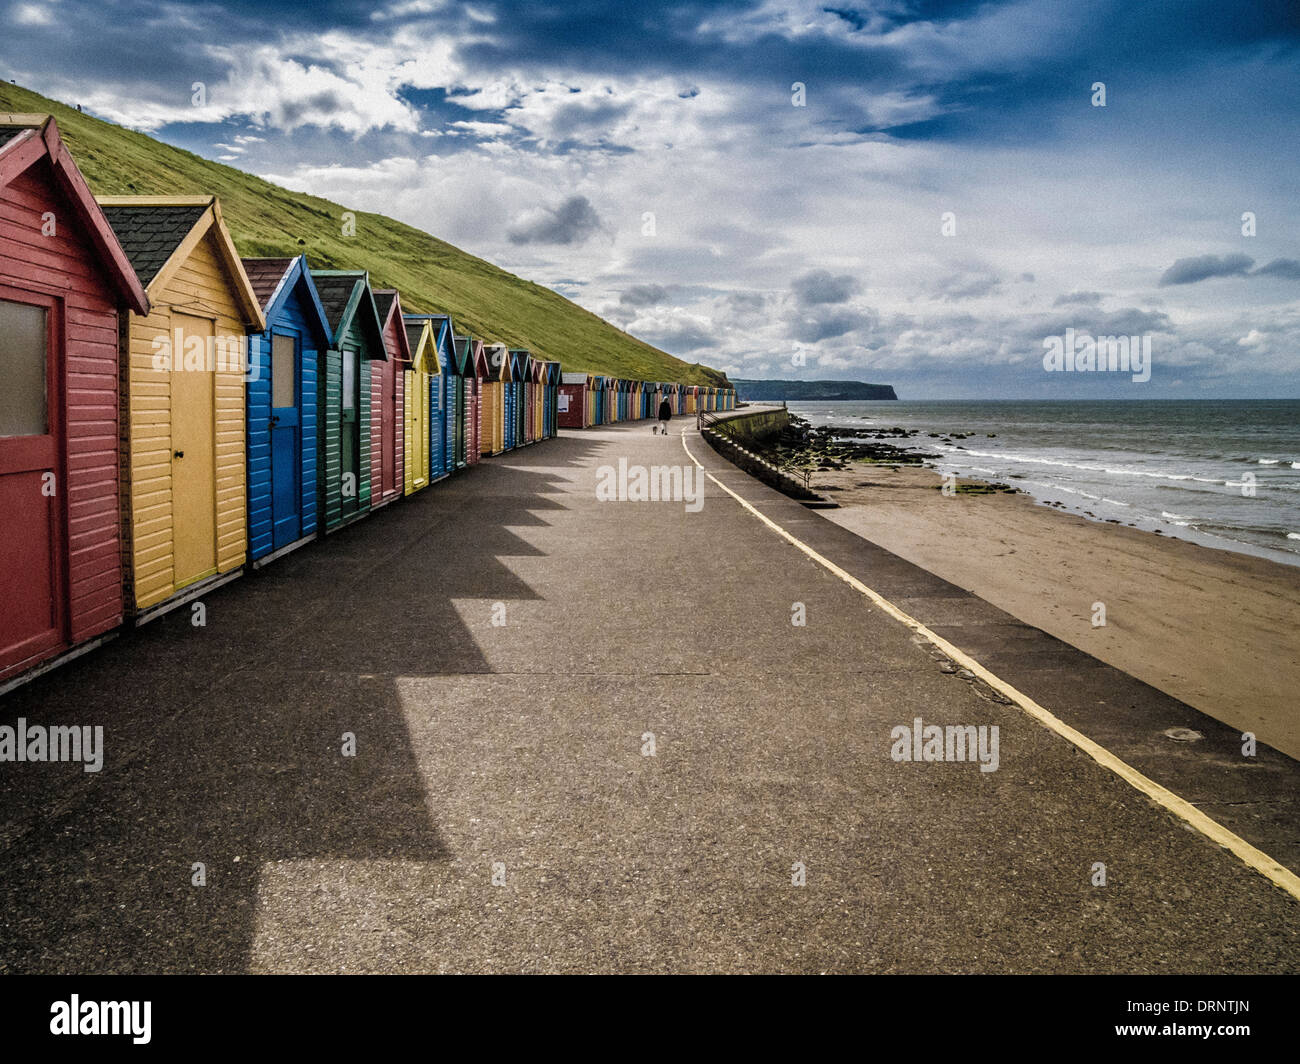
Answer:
[711,407,790,444]
[700,408,828,503]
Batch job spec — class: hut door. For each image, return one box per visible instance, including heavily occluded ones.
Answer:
[0,294,65,671]
[340,345,360,517]
[383,361,397,497]
[171,313,217,590]
[412,371,428,487]
[270,330,301,549]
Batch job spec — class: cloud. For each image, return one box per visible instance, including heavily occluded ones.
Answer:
[1158,253,1255,286]
[1053,290,1103,306]
[791,269,861,306]
[507,195,605,245]
[788,308,875,343]
[934,271,1002,301]
[1252,258,1300,280]
[619,283,670,306]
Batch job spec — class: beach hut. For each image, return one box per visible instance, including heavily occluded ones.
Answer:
[370,290,408,510]
[468,338,487,464]
[311,270,386,530]
[510,350,532,445]
[605,376,619,423]
[531,358,545,441]
[0,115,149,682]
[504,349,521,450]
[242,255,331,566]
[482,342,510,455]
[97,194,264,621]
[558,372,587,429]
[544,362,561,437]
[589,375,605,425]
[426,314,454,478]
[450,337,471,468]
[401,314,436,494]
[685,385,697,414]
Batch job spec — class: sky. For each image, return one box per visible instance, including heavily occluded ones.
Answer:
[3,0,1298,398]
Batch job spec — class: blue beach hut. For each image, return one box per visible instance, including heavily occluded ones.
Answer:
[242,256,331,564]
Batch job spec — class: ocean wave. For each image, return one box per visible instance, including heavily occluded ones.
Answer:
[1258,458,1281,465]
[948,448,1224,484]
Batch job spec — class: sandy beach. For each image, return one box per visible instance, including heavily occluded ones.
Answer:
[812,464,1300,760]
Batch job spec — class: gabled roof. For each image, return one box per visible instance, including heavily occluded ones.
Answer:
[401,314,438,375]
[240,255,331,349]
[483,343,512,381]
[452,335,473,376]
[372,289,413,365]
[96,194,264,329]
[470,339,489,379]
[0,114,148,315]
[425,315,454,371]
[312,269,386,358]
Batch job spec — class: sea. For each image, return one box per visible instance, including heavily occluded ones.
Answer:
[783,399,1300,568]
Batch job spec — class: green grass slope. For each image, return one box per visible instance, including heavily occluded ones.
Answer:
[0,82,728,386]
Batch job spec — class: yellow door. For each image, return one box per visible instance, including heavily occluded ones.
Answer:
[412,370,429,489]
[170,312,217,589]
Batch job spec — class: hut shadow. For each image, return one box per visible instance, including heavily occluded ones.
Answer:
[0,433,607,973]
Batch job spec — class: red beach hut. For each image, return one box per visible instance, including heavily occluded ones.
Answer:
[0,115,149,684]
[371,289,409,509]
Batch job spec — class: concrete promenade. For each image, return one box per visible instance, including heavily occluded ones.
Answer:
[0,414,1295,973]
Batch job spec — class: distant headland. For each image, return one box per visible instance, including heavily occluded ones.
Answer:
[732,379,898,401]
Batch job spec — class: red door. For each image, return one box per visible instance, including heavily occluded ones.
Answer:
[0,289,66,674]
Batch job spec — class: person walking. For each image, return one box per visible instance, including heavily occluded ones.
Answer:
[657,395,673,435]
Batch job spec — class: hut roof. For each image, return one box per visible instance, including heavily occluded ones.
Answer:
[0,114,148,315]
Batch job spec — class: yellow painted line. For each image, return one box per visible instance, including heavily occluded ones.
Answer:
[682,428,1300,902]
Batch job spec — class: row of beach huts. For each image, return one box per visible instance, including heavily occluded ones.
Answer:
[0,114,735,689]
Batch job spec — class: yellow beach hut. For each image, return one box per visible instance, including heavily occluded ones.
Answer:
[97,195,265,622]
[402,314,435,495]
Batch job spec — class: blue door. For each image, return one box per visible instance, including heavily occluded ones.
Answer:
[270,330,301,549]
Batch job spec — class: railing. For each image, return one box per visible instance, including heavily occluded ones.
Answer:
[696,408,723,431]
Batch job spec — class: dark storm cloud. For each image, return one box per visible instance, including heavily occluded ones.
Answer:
[507,195,605,246]
[620,283,669,306]
[789,308,875,343]
[1253,258,1300,280]
[640,320,716,353]
[791,269,860,306]
[1159,253,1255,286]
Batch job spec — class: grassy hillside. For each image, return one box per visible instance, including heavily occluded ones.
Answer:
[0,82,727,386]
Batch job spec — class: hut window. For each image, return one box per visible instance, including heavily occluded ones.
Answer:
[272,332,296,408]
[342,348,358,410]
[0,299,49,437]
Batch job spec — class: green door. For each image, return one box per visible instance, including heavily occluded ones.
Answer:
[340,345,360,517]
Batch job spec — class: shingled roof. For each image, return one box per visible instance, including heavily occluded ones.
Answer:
[313,271,363,332]
[98,202,209,288]
[240,257,295,312]
[373,289,397,323]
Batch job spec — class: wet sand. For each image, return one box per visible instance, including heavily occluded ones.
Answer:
[814,464,1300,761]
